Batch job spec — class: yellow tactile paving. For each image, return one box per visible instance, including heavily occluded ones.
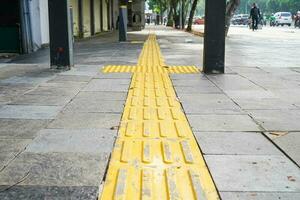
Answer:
[103,65,201,73]
[99,34,219,200]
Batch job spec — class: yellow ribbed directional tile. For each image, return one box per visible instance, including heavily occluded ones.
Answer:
[99,34,219,200]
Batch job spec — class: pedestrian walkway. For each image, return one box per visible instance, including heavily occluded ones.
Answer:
[0,26,300,199]
[100,34,218,199]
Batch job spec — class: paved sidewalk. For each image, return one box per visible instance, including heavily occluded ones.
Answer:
[0,26,299,199]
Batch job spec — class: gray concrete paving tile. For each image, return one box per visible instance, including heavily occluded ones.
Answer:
[225,90,276,99]
[0,85,33,104]
[9,94,72,106]
[83,79,130,92]
[205,155,300,192]
[234,98,297,110]
[48,112,121,129]
[96,72,132,79]
[39,81,88,88]
[25,86,80,96]
[174,85,222,94]
[178,93,243,114]
[63,99,125,113]
[0,186,98,200]
[0,105,62,120]
[195,132,282,155]
[0,154,12,172]
[266,132,300,166]
[247,76,296,90]
[0,152,109,186]
[170,74,207,80]
[26,129,116,154]
[248,110,300,131]
[0,119,49,139]
[0,139,31,155]
[48,75,92,82]
[74,91,127,101]
[207,74,263,91]
[0,76,53,86]
[59,70,98,77]
[172,79,215,87]
[274,89,300,105]
[188,114,261,132]
[220,192,300,200]
[0,139,31,170]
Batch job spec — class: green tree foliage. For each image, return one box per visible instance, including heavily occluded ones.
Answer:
[237,0,300,14]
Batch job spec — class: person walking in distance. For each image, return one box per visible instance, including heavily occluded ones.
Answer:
[250,3,261,31]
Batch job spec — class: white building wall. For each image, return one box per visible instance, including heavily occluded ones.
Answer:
[29,0,42,50]
[39,0,49,45]
[26,0,50,51]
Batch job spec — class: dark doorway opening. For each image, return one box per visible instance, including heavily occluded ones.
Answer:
[0,0,21,53]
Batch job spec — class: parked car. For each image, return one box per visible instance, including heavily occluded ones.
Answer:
[231,14,249,25]
[274,12,292,26]
[193,17,205,25]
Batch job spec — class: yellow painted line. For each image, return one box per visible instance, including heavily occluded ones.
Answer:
[99,34,219,200]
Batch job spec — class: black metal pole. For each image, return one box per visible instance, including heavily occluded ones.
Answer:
[203,0,226,74]
[119,5,127,41]
[48,0,74,69]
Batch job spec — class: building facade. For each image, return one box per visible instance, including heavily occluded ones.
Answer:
[0,0,145,54]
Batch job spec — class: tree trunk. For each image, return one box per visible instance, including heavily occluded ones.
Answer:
[160,2,163,25]
[186,0,198,32]
[167,8,173,26]
[225,0,240,36]
[172,0,178,28]
[181,0,185,29]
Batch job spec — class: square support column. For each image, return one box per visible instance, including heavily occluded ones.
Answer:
[203,0,226,74]
[48,0,74,69]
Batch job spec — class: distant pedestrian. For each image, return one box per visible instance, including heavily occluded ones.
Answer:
[250,3,261,31]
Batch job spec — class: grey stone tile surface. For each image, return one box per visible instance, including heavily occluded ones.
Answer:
[188,114,261,132]
[0,76,53,85]
[174,85,222,94]
[266,132,300,166]
[205,155,300,192]
[48,112,121,129]
[39,81,87,88]
[248,110,300,131]
[83,79,130,92]
[0,139,31,170]
[178,93,243,114]
[220,192,300,200]
[170,74,207,80]
[96,72,132,79]
[26,129,116,154]
[63,99,125,113]
[195,132,282,155]
[0,152,109,186]
[74,91,127,101]
[25,86,80,96]
[0,105,62,119]
[10,94,72,106]
[0,119,49,139]
[224,89,276,99]
[0,186,98,200]
[234,98,297,110]
[47,75,92,82]
[207,74,263,91]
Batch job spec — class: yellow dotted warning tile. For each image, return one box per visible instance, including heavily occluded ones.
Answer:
[99,34,219,200]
